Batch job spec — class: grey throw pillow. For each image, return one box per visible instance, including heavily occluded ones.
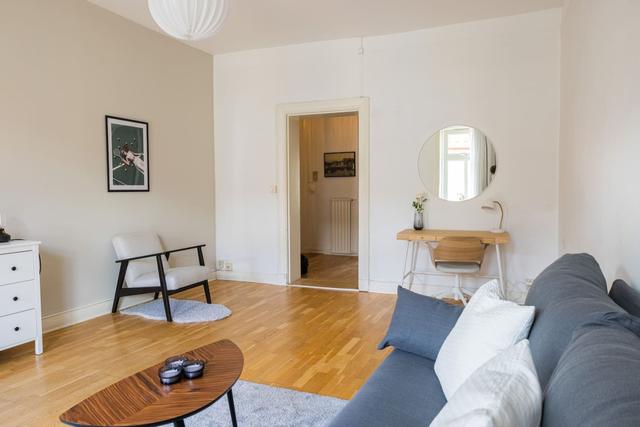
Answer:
[609,279,640,317]
[378,286,462,361]
[543,312,640,427]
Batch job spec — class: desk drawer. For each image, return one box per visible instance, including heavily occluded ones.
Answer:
[0,251,35,286]
[0,281,35,317]
[0,310,36,349]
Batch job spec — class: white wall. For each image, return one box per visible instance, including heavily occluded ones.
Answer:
[0,0,215,328]
[300,114,359,255]
[559,0,640,288]
[214,9,561,293]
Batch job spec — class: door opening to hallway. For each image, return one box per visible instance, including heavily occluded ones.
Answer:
[291,112,359,290]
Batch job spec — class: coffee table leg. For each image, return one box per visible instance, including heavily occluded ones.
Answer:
[173,420,185,427]
[227,389,238,427]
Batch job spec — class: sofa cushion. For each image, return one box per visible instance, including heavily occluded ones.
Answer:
[524,253,624,387]
[328,350,447,427]
[378,286,463,360]
[609,279,640,317]
[543,312,640,427]
[435,280,535,399]
[431,340,542,427]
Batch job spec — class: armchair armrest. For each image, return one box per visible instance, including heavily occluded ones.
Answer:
[115,244,206,263]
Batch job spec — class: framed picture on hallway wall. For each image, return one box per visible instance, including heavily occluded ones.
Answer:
[324,151,356,178]
[105,116,149,192]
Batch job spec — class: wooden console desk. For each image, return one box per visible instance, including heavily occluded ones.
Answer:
[397,229,510,293]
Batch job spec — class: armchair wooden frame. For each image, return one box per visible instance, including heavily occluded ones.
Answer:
[111,244,210,322]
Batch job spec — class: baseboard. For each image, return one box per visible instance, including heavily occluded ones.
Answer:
[367,278,524,301]
[289,283,359,293]
[212,275,456,295]
[43,274,218,332]
[42,294,154,333]
[40,274,516,334]
[367,280,397,294]
[215,271,286,285]
[367,280,462,296]
[302,249,358,257]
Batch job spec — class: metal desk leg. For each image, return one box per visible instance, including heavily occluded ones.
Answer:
[496,244,506,296]
[400,240,411,288]
[408,241,419,291]
[227,388,238,427]
[174,420,185,427]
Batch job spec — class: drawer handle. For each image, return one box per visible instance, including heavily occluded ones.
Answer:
[11,266,17,271]
[14,326,20,332]
[13,296,19,301]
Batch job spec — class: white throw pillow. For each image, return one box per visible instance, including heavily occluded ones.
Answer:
[430,340,542,427]
[434,280,535,399]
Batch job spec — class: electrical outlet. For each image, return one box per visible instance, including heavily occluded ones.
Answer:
[224,261,233,271]
[217,260,225,271]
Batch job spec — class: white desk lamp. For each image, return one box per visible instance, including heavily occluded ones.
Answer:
[481,201,504,233]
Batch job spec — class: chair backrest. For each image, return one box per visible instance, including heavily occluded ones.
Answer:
[432,236,486,265]
[112,232,170,284]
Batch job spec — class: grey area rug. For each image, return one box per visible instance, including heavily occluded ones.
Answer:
[122,298,231,323]
[162,380,346,427]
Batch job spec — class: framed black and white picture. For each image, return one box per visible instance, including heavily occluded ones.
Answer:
[324,151,356,177]
[106,116,149,192]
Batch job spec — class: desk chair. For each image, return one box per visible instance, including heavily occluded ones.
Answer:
[111,232,212,322]
[431,236,486,305]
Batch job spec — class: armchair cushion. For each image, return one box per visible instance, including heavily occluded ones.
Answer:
[112,232,170,284]
[129,266,210,291]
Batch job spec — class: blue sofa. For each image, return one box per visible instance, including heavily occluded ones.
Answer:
[329,254,640,427]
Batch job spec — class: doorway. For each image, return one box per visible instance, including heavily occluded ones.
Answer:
[277,98,370,291]
[295,113,359,289]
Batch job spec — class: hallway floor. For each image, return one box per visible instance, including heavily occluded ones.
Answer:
[295,253,359,290]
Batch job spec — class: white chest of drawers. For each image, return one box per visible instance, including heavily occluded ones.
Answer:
[0,241,43,354]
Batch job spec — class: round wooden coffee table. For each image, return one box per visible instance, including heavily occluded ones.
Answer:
[60,339,243,427]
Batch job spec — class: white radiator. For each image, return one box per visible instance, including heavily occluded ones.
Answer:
[331,198,353,254]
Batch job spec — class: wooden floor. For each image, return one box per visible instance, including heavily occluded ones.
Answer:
[295,253,358,289]
[0,281,395,426]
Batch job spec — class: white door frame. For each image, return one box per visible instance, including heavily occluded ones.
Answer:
[276,97,370,291]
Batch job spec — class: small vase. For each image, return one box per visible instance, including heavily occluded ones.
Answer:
[413,212,424,230]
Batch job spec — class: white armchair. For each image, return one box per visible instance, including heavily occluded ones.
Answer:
[111,232,211,322]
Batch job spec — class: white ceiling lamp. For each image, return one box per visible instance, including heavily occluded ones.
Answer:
[148,0,228,41]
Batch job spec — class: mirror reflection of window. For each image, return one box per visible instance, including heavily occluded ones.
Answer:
[439,126,472,201]
[419,125,497,202]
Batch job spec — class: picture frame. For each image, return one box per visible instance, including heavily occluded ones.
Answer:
[324,151,356,178]
[106,115,149,192]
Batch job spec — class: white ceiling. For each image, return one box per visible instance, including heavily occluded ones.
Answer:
[88,0,562,55]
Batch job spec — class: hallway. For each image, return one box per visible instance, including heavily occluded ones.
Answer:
[294,253,358,290]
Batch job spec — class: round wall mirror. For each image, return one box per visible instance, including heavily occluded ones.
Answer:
[418,125,497,202]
